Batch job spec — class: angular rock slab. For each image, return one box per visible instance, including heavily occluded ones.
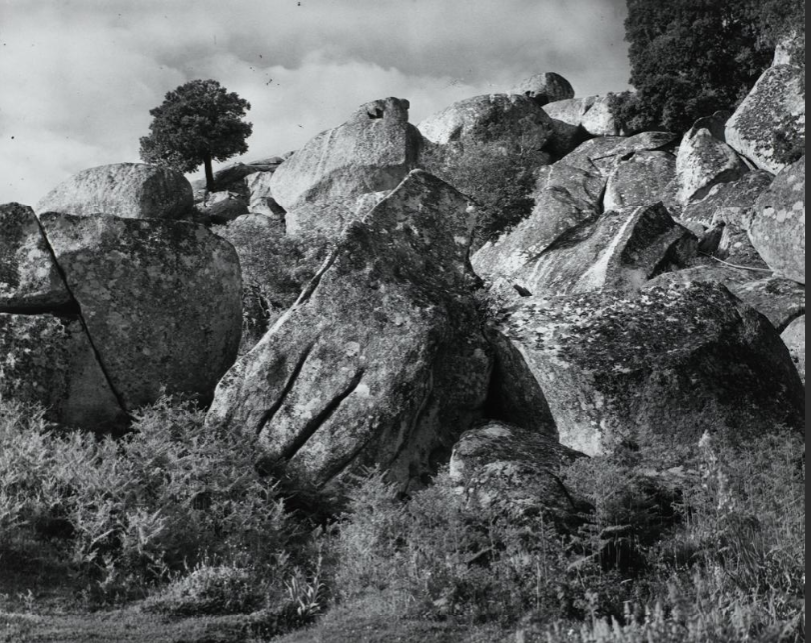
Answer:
[781,316,805,384]
[0,314,126,430]
[562,132,678,177]
[450,421,585,525]
[472,162,605,289]
[39,213,242,410]
[681,171,773,227]
[674,128,749,204]
[604,151,676,210]
[476,203,696,299]
[749,156,805,284]
[543,95,620,137]
[206,170,492,490]
[0,203,72,311]
[725,65,805,174]
[500,283,804,455]
[35,163,193,221]
[269,98,420,211]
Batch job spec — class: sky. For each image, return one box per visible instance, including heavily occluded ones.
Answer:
[0,0,630,206]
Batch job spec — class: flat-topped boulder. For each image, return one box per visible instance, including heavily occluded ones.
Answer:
[269,97,420,212]
[499,283,804,455]
[35,163,193,221]
[206,170,492,491]
[39,213,242,410]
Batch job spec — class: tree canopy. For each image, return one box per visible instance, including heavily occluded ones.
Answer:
[140,79,253,191]
[611,0,805,134]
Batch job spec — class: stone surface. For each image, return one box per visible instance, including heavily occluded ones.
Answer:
[269,97,420,211]
[472,162,605,289]
[475,202,696,299]
[500,283,805,455]
[245,171,280,216]
[681,171,773,227]
[604,151,676,210]
[562,132,678,176]
[509,72,575,105]
[0,313,126,430]
[727,278,805,331]
[715,224,771,270]
[206,170,492,491]
[674,128,749,204]
[449,421,585,524]
[197,191,249,225]
[725,65,805,174]
[749,156,805,284]
[285,192,389,238]
[0,203,72,311]
[39,213,242,411]
[35,163,193,221]
[543,95,620,137]
[781,316,805,383]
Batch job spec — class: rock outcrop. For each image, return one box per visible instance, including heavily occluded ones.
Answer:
[749,156,805,284]
[500,283,804,455]
[206,170,492,491]
[725,65,805,174]
[269,98,421,214]
[680,171,773,227]
[604,151,676,210]
[35,163,193,221]
[562,132,678,176]
[39,213,242,410]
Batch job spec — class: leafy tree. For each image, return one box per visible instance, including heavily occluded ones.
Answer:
[140,80,253,191]
[612,0,805,133]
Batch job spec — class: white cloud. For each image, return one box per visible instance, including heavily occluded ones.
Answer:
[0,0,630,205]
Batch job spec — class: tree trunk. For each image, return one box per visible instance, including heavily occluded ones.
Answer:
[204,153,214,192]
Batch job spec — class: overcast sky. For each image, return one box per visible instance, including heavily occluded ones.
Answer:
[0,0,630,205]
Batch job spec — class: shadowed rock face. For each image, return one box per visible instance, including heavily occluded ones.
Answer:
[499,282,804,455]
[38,213,242,411]
[35,163,193,221]
[269,97,421,215]
[0,314,126,430]
[725,65,805,174]
[0,203,72,312]
[749,156,805,284]
[206,170,493,491]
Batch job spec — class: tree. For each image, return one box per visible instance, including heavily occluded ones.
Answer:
[140,80,253,191]
[611,0,805,134]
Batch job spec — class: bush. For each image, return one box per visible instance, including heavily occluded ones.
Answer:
[0,394,309,603]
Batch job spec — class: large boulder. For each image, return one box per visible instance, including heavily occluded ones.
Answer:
[35,163,193,221]
[472,162,605,290]
[0,203,72,311]
[0,314,126,430]
[604,151,676,210]
[781,316,805,384]
[562,132,678,176]
[725,65,805,174]
[509,72,575,106]
[543,95,620,137]
[749,156,805,284]
[206,170,492,491]
[269,98,420,212]
[500,283,804,455]
[196,191,249,225]
[449,421,585,525]
[474,203,696,299]
[285,192,388,239]
[38,213,242,410]
[673,127,749,204]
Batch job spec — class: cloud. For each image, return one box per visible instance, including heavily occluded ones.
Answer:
[0,0,630,205]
